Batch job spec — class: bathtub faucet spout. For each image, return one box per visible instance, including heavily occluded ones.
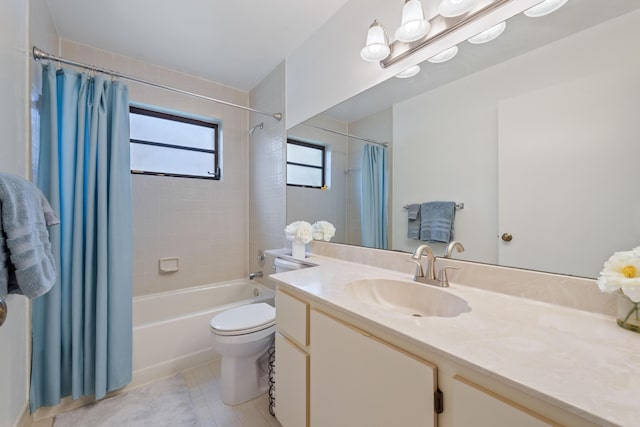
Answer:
[249,271,263,280]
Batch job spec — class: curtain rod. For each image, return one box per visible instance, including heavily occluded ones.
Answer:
[32,46,282,121]
[299,123,389,148]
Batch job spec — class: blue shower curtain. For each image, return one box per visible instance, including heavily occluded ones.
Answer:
[30,65,133,411]
[361,144,388,249]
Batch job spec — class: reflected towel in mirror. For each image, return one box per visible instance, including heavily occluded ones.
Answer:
[420,201,455,243]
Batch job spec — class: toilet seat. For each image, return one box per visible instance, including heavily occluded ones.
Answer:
[210,303,275,336]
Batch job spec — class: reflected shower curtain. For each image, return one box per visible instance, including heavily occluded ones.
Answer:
[361,144,388,249]
[30,65,133,411]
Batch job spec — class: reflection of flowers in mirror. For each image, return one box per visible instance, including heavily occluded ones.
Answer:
[597,248,640,332]
[284,221,313,244]
[312,221,336,242]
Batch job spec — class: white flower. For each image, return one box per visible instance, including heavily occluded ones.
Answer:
[285,221,313,244]
[312,221,336,242]
[597,250,640,302]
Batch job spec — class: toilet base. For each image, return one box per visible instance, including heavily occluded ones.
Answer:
[220,350,271,405]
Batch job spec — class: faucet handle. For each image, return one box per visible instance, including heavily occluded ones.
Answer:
[437,266,460,286]
[409,259,424,278]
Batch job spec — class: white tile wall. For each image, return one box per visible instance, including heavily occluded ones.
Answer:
[248,62,287,282]
[60,40,250,296]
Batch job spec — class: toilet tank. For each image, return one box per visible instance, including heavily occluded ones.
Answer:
[274,257,309,273]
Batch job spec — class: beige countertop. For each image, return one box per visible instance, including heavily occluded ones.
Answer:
[271,254,640,427]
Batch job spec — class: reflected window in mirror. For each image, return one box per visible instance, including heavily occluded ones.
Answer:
[286,139,327,189]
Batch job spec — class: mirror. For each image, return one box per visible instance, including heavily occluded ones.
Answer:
[287,0,640,278]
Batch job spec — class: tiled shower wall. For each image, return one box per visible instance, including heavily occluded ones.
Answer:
[248,62,287,282]
[60,40,250,297]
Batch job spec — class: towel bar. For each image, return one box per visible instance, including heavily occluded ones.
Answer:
[404,202,464,210]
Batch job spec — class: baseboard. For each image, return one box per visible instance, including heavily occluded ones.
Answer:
[32,348,218,422]
[15,403,31,427]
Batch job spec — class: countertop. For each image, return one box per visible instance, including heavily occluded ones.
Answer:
[270,254,640,427]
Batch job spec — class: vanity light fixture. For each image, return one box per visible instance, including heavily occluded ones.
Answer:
[427,45,459,63]
[395,64,421,78]
[438,0,479,18]
[395,0,430,43]
[523,0,568,18]
[360,20,391,62]
[467,20,506,44]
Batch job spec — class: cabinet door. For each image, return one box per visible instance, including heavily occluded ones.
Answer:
[276,289,309,347]
[310,310,437,427]
[451,376,559,427]
[275,332,308,427]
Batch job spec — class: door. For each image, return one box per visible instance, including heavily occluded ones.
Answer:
[498,67,640,277]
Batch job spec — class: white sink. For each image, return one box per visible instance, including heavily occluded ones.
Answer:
[344,279,471,318]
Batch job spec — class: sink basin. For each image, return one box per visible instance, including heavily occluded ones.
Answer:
[344,279,471,318]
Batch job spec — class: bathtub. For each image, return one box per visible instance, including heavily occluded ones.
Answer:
[131,279,275,386]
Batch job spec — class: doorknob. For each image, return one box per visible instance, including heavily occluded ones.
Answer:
[501,233,513,242]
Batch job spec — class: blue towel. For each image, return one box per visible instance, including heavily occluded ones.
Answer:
[0,173,58,299]
[419,201,456,243]
[407,204,421,240]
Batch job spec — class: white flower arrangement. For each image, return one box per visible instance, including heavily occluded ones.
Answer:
[312,221,336,242]
[284,221,313,244]
[598,248,640,332]
[597,248,640,303]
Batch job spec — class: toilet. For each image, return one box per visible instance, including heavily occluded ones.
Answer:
[209,302,276,405]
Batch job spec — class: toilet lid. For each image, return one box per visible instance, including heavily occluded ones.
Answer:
[210,303,275,333]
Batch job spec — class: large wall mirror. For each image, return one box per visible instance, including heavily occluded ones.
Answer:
[287,0,640,278]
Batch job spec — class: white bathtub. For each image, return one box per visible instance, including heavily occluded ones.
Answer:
[131,279,275,386]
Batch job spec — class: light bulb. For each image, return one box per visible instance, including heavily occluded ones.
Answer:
[360,20,390,62]
[395,0,430,43]
[524,0,569,18]
[428,46,458,63]
[467,21,506,44]
[439,0,478,18]
[395,65,421,78]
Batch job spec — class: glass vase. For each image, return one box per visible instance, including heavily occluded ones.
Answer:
[616,292,640,333]
[291,240,306,260]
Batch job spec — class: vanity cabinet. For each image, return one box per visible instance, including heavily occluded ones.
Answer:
[310,309,438,427]
[450,376,558,427]
[275,286,597,427]
[275,290,309,427]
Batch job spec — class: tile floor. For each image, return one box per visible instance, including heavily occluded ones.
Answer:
[31,359,282,427]
[184,361,282,427]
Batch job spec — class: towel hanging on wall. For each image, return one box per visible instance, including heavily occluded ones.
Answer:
[419,201,456,243]
[406,203,421,240]
[0,173,58,299]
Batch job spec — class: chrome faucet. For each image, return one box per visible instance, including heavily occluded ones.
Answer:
[249,271,263,280]
[444,241,465,259]
[411,244,461,287]
[411,244,436,282]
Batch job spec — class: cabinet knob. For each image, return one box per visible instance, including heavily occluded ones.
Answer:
[501,233,513,242]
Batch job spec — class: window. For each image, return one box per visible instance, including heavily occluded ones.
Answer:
[286,139,326,188]
[129,106,220,179]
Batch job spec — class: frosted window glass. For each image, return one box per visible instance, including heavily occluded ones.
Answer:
[131,144,214,177]
[287,144,323,166]
[130,112,215,150]
[287,164,323,187]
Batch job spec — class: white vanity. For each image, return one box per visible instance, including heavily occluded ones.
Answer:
[271,249,639,427]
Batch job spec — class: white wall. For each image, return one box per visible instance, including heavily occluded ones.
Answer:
[249,62,287,279]
[392,8,640,264]
[286,0,541,127]
[287,116,348,243]
[60,40,250,297]
[0,1,31,426]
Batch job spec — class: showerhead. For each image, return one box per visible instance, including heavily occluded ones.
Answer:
[248,122,264,135]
